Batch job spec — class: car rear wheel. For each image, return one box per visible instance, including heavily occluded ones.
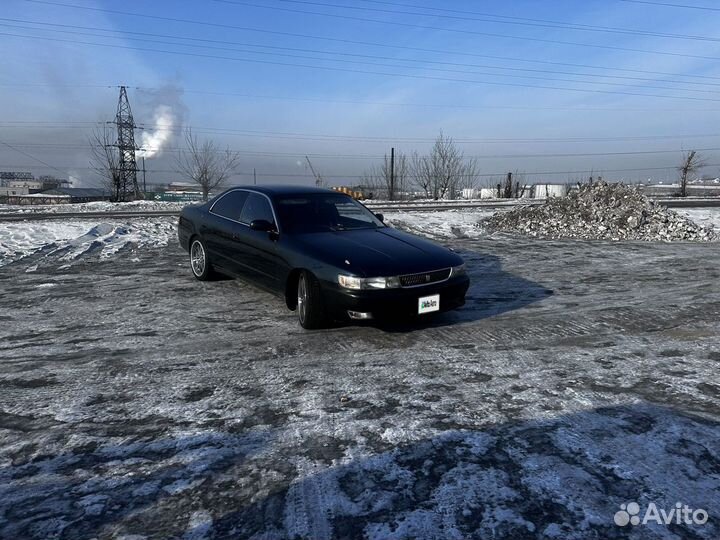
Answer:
[189,238,214,281]
[297,271,327,329]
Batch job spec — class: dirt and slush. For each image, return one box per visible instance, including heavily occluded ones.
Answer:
[482,181,717,242]
[1,230,719,539]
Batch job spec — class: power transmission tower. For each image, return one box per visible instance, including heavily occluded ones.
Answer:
[114,86,141,201]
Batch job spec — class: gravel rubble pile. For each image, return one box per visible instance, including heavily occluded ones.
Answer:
[481,181,716,241]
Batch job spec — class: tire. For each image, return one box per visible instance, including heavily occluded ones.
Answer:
[297,271,327,329]
[189,237,215,281]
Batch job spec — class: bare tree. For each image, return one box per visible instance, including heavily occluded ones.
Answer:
[88,125,121,201]
[456,160,480,195]
[678,150,706,197]
[411,132,479,199]
[360,151,409,200]
[175,129,241,201]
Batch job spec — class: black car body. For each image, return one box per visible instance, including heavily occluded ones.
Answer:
[178,186,469,328]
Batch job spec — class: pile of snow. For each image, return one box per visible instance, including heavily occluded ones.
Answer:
[481,181,717,241]
[0,218,177,267]
[0,222,89,264]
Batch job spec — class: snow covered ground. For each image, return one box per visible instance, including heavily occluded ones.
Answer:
[0,209,495,269]
[384,209,495,240]
[0,218,177,267]
[0,206,718,270]
[0,220,719,538]
[0,200,189,214]
[678,208,720,232]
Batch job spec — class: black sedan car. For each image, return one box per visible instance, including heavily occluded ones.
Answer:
[178,186,469,329]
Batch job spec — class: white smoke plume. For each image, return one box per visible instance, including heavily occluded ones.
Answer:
[138,105,175,159]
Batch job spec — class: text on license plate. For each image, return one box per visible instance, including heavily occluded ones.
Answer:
[418,294,440,314]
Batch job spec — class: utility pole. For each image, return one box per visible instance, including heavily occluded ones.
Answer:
[389,147,395,201]
[503,172,513,199]
[142,156,146,194]
[114,86,141,201]
[253,168,257,185]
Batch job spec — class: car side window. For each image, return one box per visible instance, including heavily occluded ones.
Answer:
[239,193,275,225]
[211,191,249,221]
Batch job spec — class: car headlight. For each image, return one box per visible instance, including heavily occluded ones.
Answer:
[338,275,401,290]
[338,275,362,289]
[450,263,466,277]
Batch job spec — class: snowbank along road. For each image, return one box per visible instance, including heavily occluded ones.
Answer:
[0,216,719,539]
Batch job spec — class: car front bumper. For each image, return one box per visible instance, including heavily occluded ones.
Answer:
[322,275,470,321]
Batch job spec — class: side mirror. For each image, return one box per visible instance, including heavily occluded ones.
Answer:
[250,219,275,232]
[374,213,384,223]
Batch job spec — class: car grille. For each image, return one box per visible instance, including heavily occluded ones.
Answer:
[399,268,451,287]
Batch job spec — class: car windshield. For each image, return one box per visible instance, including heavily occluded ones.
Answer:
[275,193,385,234]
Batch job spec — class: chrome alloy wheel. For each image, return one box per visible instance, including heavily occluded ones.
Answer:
[297,274,308,324]
[190,240,206,277]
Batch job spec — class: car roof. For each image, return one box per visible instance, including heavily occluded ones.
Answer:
[224,185,343,197]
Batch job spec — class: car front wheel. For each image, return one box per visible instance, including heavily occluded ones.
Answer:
[297,271,327,329]
[189,238,214,281]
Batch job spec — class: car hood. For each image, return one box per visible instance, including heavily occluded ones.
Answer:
[294,227,463,276]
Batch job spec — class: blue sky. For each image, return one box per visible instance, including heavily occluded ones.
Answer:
[1,0,720,187]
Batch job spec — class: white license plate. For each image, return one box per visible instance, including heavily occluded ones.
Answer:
[418,294,440,314]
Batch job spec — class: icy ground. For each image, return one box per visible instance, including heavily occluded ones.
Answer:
[0,216,719,539]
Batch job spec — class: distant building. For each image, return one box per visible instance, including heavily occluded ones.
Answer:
[7,180,44,192]
[0,186,30,197]
[42,187,111,203]
[533,184,569,199]
[4,175,70,193]
[0,187,111,206]
[166,182,199,192]
[38,175,71,190]
[0,192,71,205]
[0,171,33,186]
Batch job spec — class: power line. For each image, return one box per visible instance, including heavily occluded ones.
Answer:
[5,18,720,89]
[245,0,720,43]
[3,121,720,144]
[0,138,68,175]
[3,163,717,178]
[3,86,720,112]
[15,21,720,94]
[620,0,720,11]
[5,141,720,159]
[355,0,716,32]
[4,32,720,102]
[21,0,720,63]
[11,5,720,84]
[209,0,720,61]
